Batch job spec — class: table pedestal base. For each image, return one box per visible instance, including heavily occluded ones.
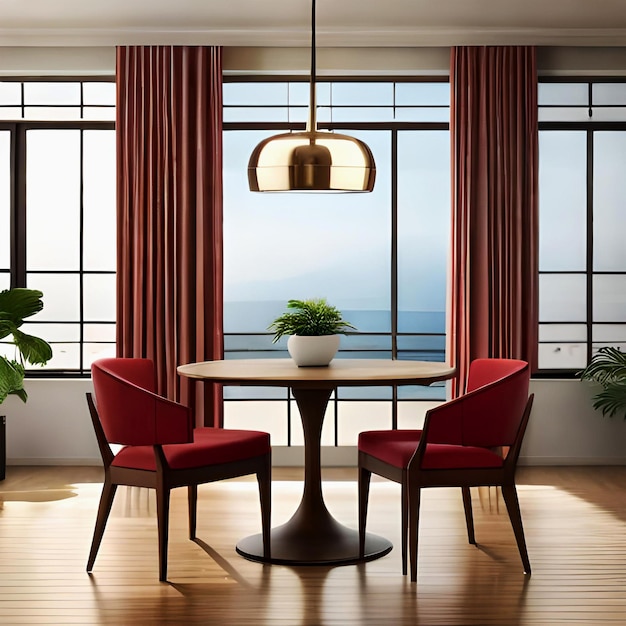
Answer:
[236,387,393,565]
[236,515,392,566]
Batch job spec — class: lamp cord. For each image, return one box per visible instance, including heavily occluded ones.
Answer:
[308,0,317,133]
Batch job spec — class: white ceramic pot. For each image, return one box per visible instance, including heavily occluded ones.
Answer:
[287,335,340,367]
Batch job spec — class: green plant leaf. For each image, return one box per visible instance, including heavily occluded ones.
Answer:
[579,346,626,420]
[12,330,53,365]
[579,347,626,385]
[267,298,356,343]
[591,384,626,419]
[0,319,18,342]
[0,357,27,404]
[0,288,45,328]
[0,288,52,404]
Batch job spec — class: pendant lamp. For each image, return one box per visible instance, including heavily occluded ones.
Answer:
[247,0,376,192]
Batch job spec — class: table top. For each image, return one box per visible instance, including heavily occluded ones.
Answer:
[177,358,455,388]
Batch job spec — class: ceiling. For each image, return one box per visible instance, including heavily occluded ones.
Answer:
[2,0,626,48]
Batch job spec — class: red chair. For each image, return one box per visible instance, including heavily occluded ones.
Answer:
[86,357,271,581]
[358,358,533,581]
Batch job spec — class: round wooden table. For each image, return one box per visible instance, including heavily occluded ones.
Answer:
[177,358,455,566]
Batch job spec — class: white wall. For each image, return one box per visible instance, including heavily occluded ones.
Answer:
[4,45,626,79]
[3,378,626,467]
[2,379,100,465]
[523,379,626,464]
[0,47,114,75]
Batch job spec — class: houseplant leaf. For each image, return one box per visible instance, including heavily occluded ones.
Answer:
[579,346,626,384]
[268,298,356,343]
[0,288,45,330]
[11,329,54,366]
[0,288,52,405]
[579,346,626,420]
[591,384,626,419]
[0,357,27,404]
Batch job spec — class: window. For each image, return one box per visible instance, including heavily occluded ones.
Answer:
[538,79,626,372]
[0,79,116,375]
[222,78,450,445]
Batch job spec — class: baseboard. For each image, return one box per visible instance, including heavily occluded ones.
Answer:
[7,458,102,466]
[519,456,626,466]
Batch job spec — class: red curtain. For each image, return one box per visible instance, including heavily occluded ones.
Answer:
[116,46,223,427]
[448,46,538,396]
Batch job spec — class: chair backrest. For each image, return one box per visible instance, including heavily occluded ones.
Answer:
[466,358,526,394]
[425,358,530,449]
[91,358,192,447]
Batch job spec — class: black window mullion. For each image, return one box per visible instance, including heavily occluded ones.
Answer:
[79,130,85,374]
[391,128,399,429]
[391,128,398,357]
[12,124,27,288]
[586,130,594,364]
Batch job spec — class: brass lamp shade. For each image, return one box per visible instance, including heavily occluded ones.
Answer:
[248,130,376,192]
[247,0,376,193]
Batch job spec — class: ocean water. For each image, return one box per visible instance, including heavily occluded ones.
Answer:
[223,301,446,361]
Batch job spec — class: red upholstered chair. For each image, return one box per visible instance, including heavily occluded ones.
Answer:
[358,358,533,582]
[86,357,271,581]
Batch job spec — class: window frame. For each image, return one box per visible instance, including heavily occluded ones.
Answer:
[537,76,626,377]
[1,76,115,378]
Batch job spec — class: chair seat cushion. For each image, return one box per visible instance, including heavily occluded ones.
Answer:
[358,430,504,470]
[359,430,423,468]
[112,428,270,471]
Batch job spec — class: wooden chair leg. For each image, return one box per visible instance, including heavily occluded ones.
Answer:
[358,465,372,558]
[408,485,422,582]
[401,472,409,576]
[257,456,272,559]
[462,486,476,544]
[501,484,531,574]
[155,486,171,582]
[87,480,117,572]
[188,484,198,540]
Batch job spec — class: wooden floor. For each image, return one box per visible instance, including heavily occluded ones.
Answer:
[1,466,626,625]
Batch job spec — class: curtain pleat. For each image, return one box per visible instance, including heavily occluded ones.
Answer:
[448,46,538,396]
[116,46,223,427]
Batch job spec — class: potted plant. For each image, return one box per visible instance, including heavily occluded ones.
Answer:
[0,287,53,480]
[268,298,355,367]
[579,346,626,419]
